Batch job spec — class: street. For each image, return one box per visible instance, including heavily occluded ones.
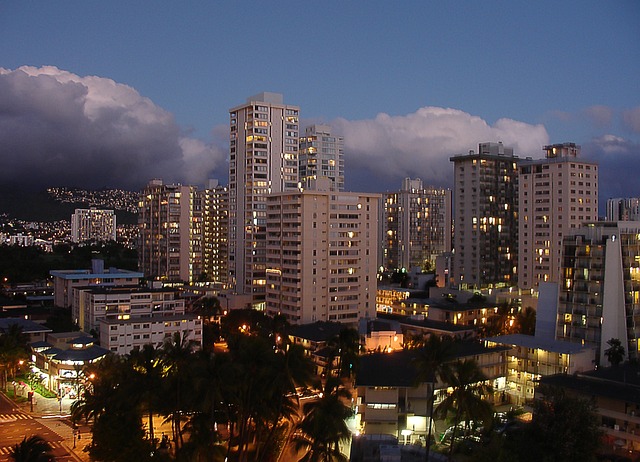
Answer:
[0,392,82,462]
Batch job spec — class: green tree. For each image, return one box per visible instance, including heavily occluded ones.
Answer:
[411,334,455,462]
[293,377,353,462]
[0,323,29,391]
[435,359,494,461]
[514,307,536,336]
[8,435,54,462]
[604,337,625,367]
[503,386,602,462]
[71,355,152,462]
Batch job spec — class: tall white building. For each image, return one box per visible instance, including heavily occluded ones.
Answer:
[71,208,116,243]
[607,198,640,222]
[450,142,519,289]
[518,143,598,290]
[138,179,202,283]
[381,178,452,273]
[299,124,344,192]
[265,179,379,324]
[229,93,300,307]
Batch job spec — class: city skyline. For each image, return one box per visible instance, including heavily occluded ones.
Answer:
[1,1,638,210]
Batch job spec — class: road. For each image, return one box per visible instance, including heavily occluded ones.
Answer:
[0,392,81,461]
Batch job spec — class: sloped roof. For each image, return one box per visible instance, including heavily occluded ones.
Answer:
[51,345,110,362]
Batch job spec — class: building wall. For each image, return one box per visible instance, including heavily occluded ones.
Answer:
[71,208,117,243]
[607,198,640,222]
[299,124,344,192]
[518,143,598,290]
[73,287,185,334]
[265,189,379,324]
[100,316,202,355]
[382,178,452,273]
[450,142,519,289]
[229,93,300,305]
[138,180,201,282]
[556,222,640,363]
[200,180,229,284]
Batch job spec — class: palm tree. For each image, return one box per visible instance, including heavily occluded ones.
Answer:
[162,331,197,451]
[256,343,316,462]
[70,354,151,462]
[129,344,164,446]
[411,334,454,462]
[9,435,54,462]
[435,359,493,461]
[292,377,353,462]
[604,338,625,366]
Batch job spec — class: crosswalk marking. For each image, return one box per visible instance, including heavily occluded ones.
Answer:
[0,413,30,422]
[0,440,64,455]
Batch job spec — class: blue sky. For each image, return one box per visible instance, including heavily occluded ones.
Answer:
[1,1,639,205]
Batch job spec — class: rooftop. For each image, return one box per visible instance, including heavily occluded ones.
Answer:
[290,321,347,342]
[0,317,52,334]
[484,334,594,355]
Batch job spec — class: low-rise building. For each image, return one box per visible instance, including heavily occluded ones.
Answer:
[99,314,202,355]
[31,332,109,396]
[355,342,508,443]
[73,285,186,335]
[485,333,595,405]
[50,259,143,308]
[540,365,640,454]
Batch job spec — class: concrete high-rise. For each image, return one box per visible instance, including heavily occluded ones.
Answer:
[607,198,640,222]
[71,208,116,243]
[138,179,202,283]
[450,142,519,289]
[299,124,344,191]
[518,143,598,290]
[381,178,452,272]
[555,222,640,365]
[229,93,300,307]
[265,179,379,324]
[200,179,229,285]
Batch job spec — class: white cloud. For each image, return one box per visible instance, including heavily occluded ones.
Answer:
[332,107,549,191]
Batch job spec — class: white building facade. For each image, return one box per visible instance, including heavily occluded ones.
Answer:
[228,93,300,307]
[265,182,379,324]
[518,143,598,290]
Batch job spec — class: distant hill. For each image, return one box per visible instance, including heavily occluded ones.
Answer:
[0,190,137,224]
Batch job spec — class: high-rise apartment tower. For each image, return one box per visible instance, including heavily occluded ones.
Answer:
[299,124,344,192]
[228,93,300,306]
[450,142,519,289]
[265,179,379,324]
[71,208,117,243]
[138,179,202,282]
[381,178,452,272]
[518,143,598,290]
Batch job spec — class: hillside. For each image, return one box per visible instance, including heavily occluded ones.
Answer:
[0,189,137,224]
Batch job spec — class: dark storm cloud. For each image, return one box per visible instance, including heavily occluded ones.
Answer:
[0,66,226,191]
